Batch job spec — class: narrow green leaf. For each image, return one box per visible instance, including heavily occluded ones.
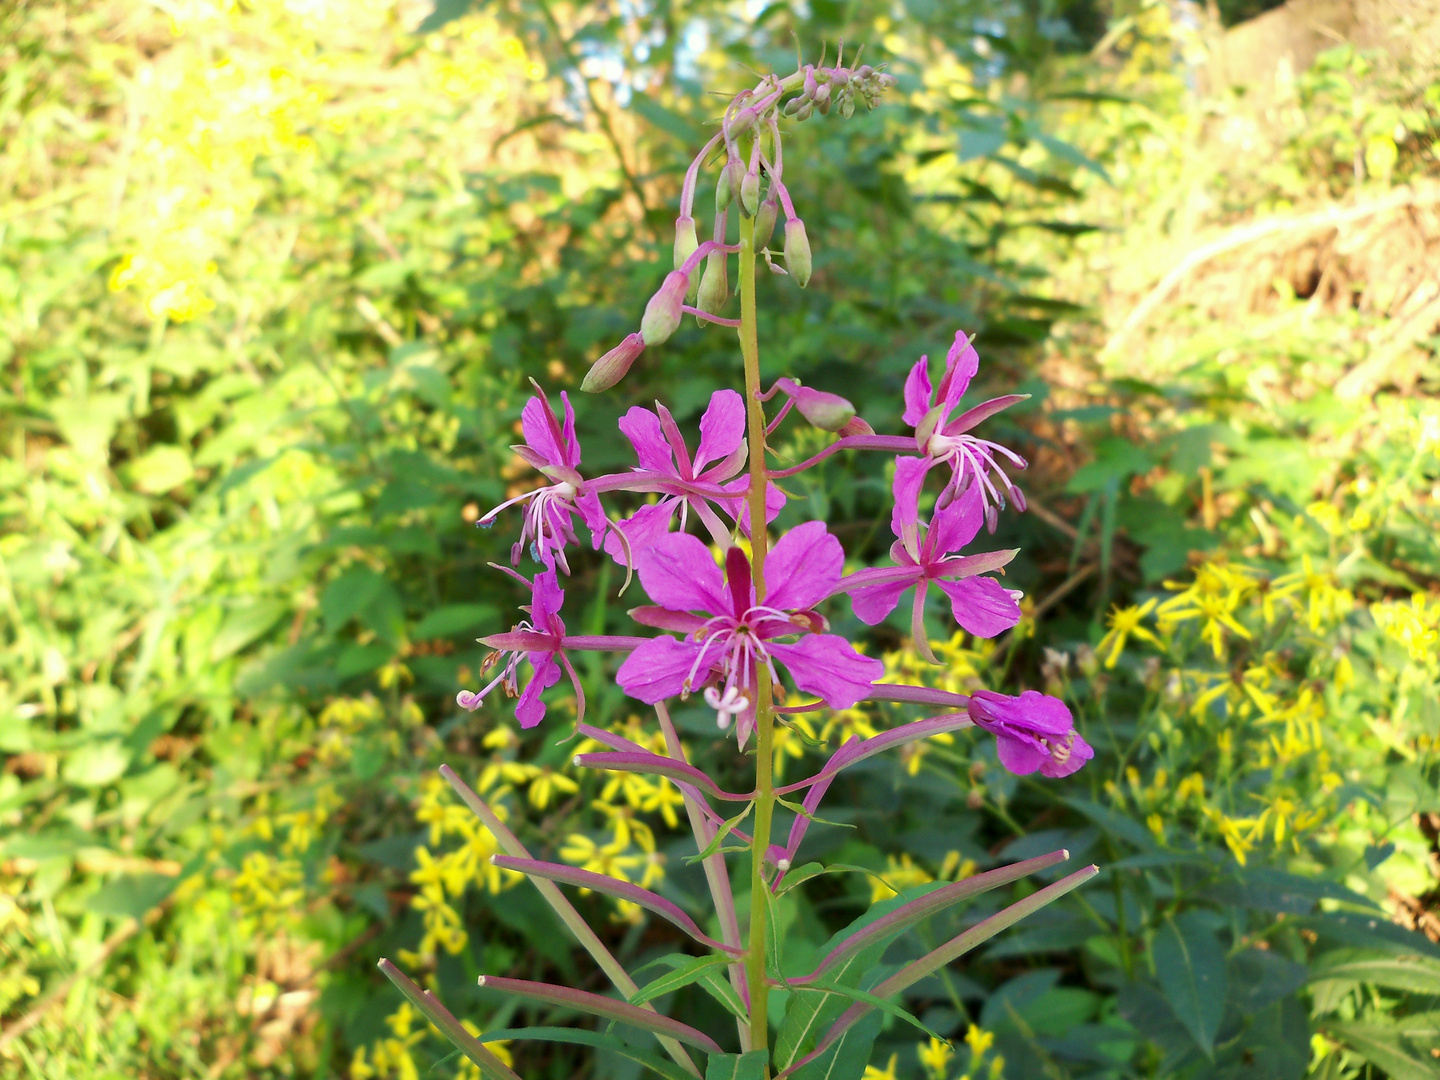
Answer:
[476,1027,693,1080]
[704,1050,767,1080]
[1325,1021,1437,1080]
[800,979,946,1043]
[686,802,753,865]
[1153,912,1226,1056]
[628,953,733,1007]
[1310,953,1440,995]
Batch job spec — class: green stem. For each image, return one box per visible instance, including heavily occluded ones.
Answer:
[737,210,775,1060]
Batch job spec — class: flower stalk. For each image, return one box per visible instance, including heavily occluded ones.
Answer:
[736,208,777,1056]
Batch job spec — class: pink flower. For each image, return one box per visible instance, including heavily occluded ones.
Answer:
[478,387,610,574]
[843,461,1022,658]
[457,570,581,729]
[604,390,785,559]
[616,522,883,746]
[967,689,1093,778]
[902,331,1029,533]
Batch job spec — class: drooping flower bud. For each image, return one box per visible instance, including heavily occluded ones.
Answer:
[727,106,759,140]
[673,216,699,272]
[783,95,806,117]
[784,217,812,288]
[740,166,761,218]
[640,271,689,346]
[838,415,875,437]
[814,83,831,115]
[582,333,645,393]
[775,377,855,432]
[716,167,733,212]
[803,67,818,100]
[725,157,746,208]
[754,193,779,251]
[696,250,729,322]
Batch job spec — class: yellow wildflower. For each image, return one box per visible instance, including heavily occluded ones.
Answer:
[862,1054,900,1080]
[1097,598,1159,668]
[919,1035,954,1078]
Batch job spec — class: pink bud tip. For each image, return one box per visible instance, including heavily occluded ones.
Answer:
[641,271,689,346]
[582,333,645,393]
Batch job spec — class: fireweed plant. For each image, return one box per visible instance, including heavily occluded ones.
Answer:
[378,54,1099,1078]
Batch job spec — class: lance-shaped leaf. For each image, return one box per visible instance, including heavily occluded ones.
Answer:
[705,1050,768,1080]
[377,959,522,1080]
[491,855,741,955]
[788,849,1072,985]
[438,765,702,1079]
[629,953,746,1018]
[779,864,1099,1077]
[573,751,753,801]
[472,1026,694,1080]
[773,712,976,796]
[475,975,723,1054]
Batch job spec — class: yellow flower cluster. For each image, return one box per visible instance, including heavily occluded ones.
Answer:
[862,1024,1003,1080]
[401,772,519,965]
[230,851,305,925]
[870,851,977,904]
[1371,591,1440,664]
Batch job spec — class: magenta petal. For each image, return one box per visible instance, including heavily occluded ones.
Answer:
[995,733,1048,775]
[603,500,678,564]
[693,390,745,475]
[636,531,728,616]
[616,636,707,703]
[902,356,933,427]
[765,521,843,612]
[521,394,569,469]
[768,635,883,710]
[531,570,566,634]
[574,489,610,551]
[516,653,563,728]
[558,391,580,469]
[890,456,930,555]
[935,576,1020,638]
[729,478,786,536]
[970,689,1074,737]
[935,331,979,411]
[1041,731,1094,778]
[924,481,984,559]
[849,576,913,625]
[618,407,675,475]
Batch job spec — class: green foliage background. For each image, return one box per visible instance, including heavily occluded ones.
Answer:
[1,0,1437,1077]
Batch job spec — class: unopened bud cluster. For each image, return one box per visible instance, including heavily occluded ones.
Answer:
[584,46,896,393]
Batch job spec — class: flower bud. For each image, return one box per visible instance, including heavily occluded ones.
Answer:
[715,167,733,212]
[725,158,746,206]
[739,166,761,218]
[803,67,818,99]
[582,333,645,393]
[840,95,855,119]
[783,95,806,117]
[793,387,855,431]
[727,106,758,140]
[696,251,728,322]
[794,99,813,122]
[838,416,875,437]
[673,216,698,272]
[814,83,831,114]
[783,217,811,288]
[641,271,688,346]
[754,193,778,251]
